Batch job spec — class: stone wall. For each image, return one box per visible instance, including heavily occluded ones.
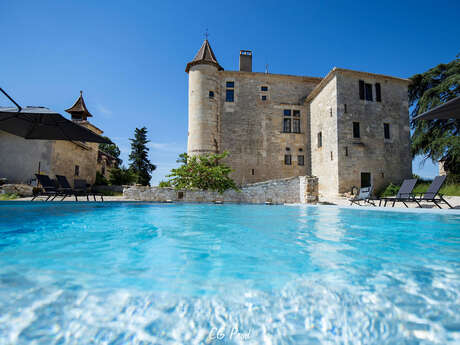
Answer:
[187,68,322,185]
[335,70,412,194]
[219,72,321,185]
[0,130,53,184]
[309,75,339,198]
[124,176,319,204]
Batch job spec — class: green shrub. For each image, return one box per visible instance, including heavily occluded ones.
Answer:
[379,183,400,197]
[166,151,239,194]
[108,166,137,186]
[0,193,19,201]
[158,180,172,188]
[95,171,108,186]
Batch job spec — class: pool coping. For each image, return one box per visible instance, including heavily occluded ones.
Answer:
[1,200,459,215]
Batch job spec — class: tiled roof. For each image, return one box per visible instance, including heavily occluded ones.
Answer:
[185,40,223,73]
[65,91,93,117]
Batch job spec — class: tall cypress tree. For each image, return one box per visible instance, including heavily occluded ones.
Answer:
[128,127,156,186]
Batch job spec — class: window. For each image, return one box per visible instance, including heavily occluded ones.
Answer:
[261,95,267,101]
[359,80,373,101]
[293,110,300,117]
[209,91,214,99]
[317,132,322,148]
[298,155,304,166]
[286,147,290,151]
[283,118,291,133]
[226,89,234,102]
[344,104,347,113]
[74,165,80,176]
[361,172,371,188]
[365,83,373,101]
[353,122,360,138]
[375,83,382,102]
[284,154,292,165]
[330,151,333,161]
[345,146,349,156]
[226,81,234,102]
[293,119,300,133]
[251,169,255,175]
[384,123,390,139]
[261,86,268,91]
[330,108,333,117]
[283,109,291,116]
[299,148,303,152]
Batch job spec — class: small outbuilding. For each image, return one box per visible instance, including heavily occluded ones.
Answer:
[0,91,108,186]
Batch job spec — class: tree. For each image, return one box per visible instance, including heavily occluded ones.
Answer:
[128,127,156,186]
[108,166,137,185]
[99,136,122,165]
[409,55,460,174]
[166,151,239,194]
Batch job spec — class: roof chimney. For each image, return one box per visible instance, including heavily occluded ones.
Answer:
[239,50,252,72]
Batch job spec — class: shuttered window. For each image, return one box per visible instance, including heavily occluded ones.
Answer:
[365,83,373,101]
[283,118,291,133]
[298,155,304,166]
[353,122,360,138]
[293,119,300,133]
[284,154,292,165]
[359,80,365,100]
[384,123,390,139]
[375,83,382,102]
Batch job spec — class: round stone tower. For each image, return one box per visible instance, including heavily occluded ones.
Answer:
[185,39,223,156]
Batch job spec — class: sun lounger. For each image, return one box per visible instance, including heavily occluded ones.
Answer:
[56,175,103,202]
[410,175,452,209]
[32,174,66,201]
[350,185,375,206]
[74,179,104,202]
[379,179,417,207]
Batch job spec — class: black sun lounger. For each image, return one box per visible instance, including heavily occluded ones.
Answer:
[32,174,67,201]
[56,175,103,202]
[379,179,417,207]
[74,179,104,202]
[410,175,452,209]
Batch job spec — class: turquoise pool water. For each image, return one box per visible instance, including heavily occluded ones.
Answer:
[0,202,459,344]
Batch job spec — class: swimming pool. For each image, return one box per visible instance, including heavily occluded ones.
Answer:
[0,202,459,344]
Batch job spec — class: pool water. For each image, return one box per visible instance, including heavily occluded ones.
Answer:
[0,202,459,344]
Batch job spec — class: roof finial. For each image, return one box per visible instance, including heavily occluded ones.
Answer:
[80,90,83,96]
[204,28,209,41]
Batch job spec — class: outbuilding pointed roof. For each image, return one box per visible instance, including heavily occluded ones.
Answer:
[65,90,93,118]
[185,39,224,73]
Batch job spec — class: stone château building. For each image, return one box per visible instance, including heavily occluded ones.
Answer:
[186,39,412,197]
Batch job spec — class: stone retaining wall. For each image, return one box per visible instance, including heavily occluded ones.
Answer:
[123,176,318,204]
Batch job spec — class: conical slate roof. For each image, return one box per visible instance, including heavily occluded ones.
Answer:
[185,40,224,73]
[65,91,93,118]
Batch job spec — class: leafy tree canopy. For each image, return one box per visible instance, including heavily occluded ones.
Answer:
[166,151,239,194]
[99,136,122,165]
[128,127,156,186]
[409,54,460,174]
[108,166,137,186]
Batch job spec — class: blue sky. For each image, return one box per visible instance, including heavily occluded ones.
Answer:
[1,1,459,184]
